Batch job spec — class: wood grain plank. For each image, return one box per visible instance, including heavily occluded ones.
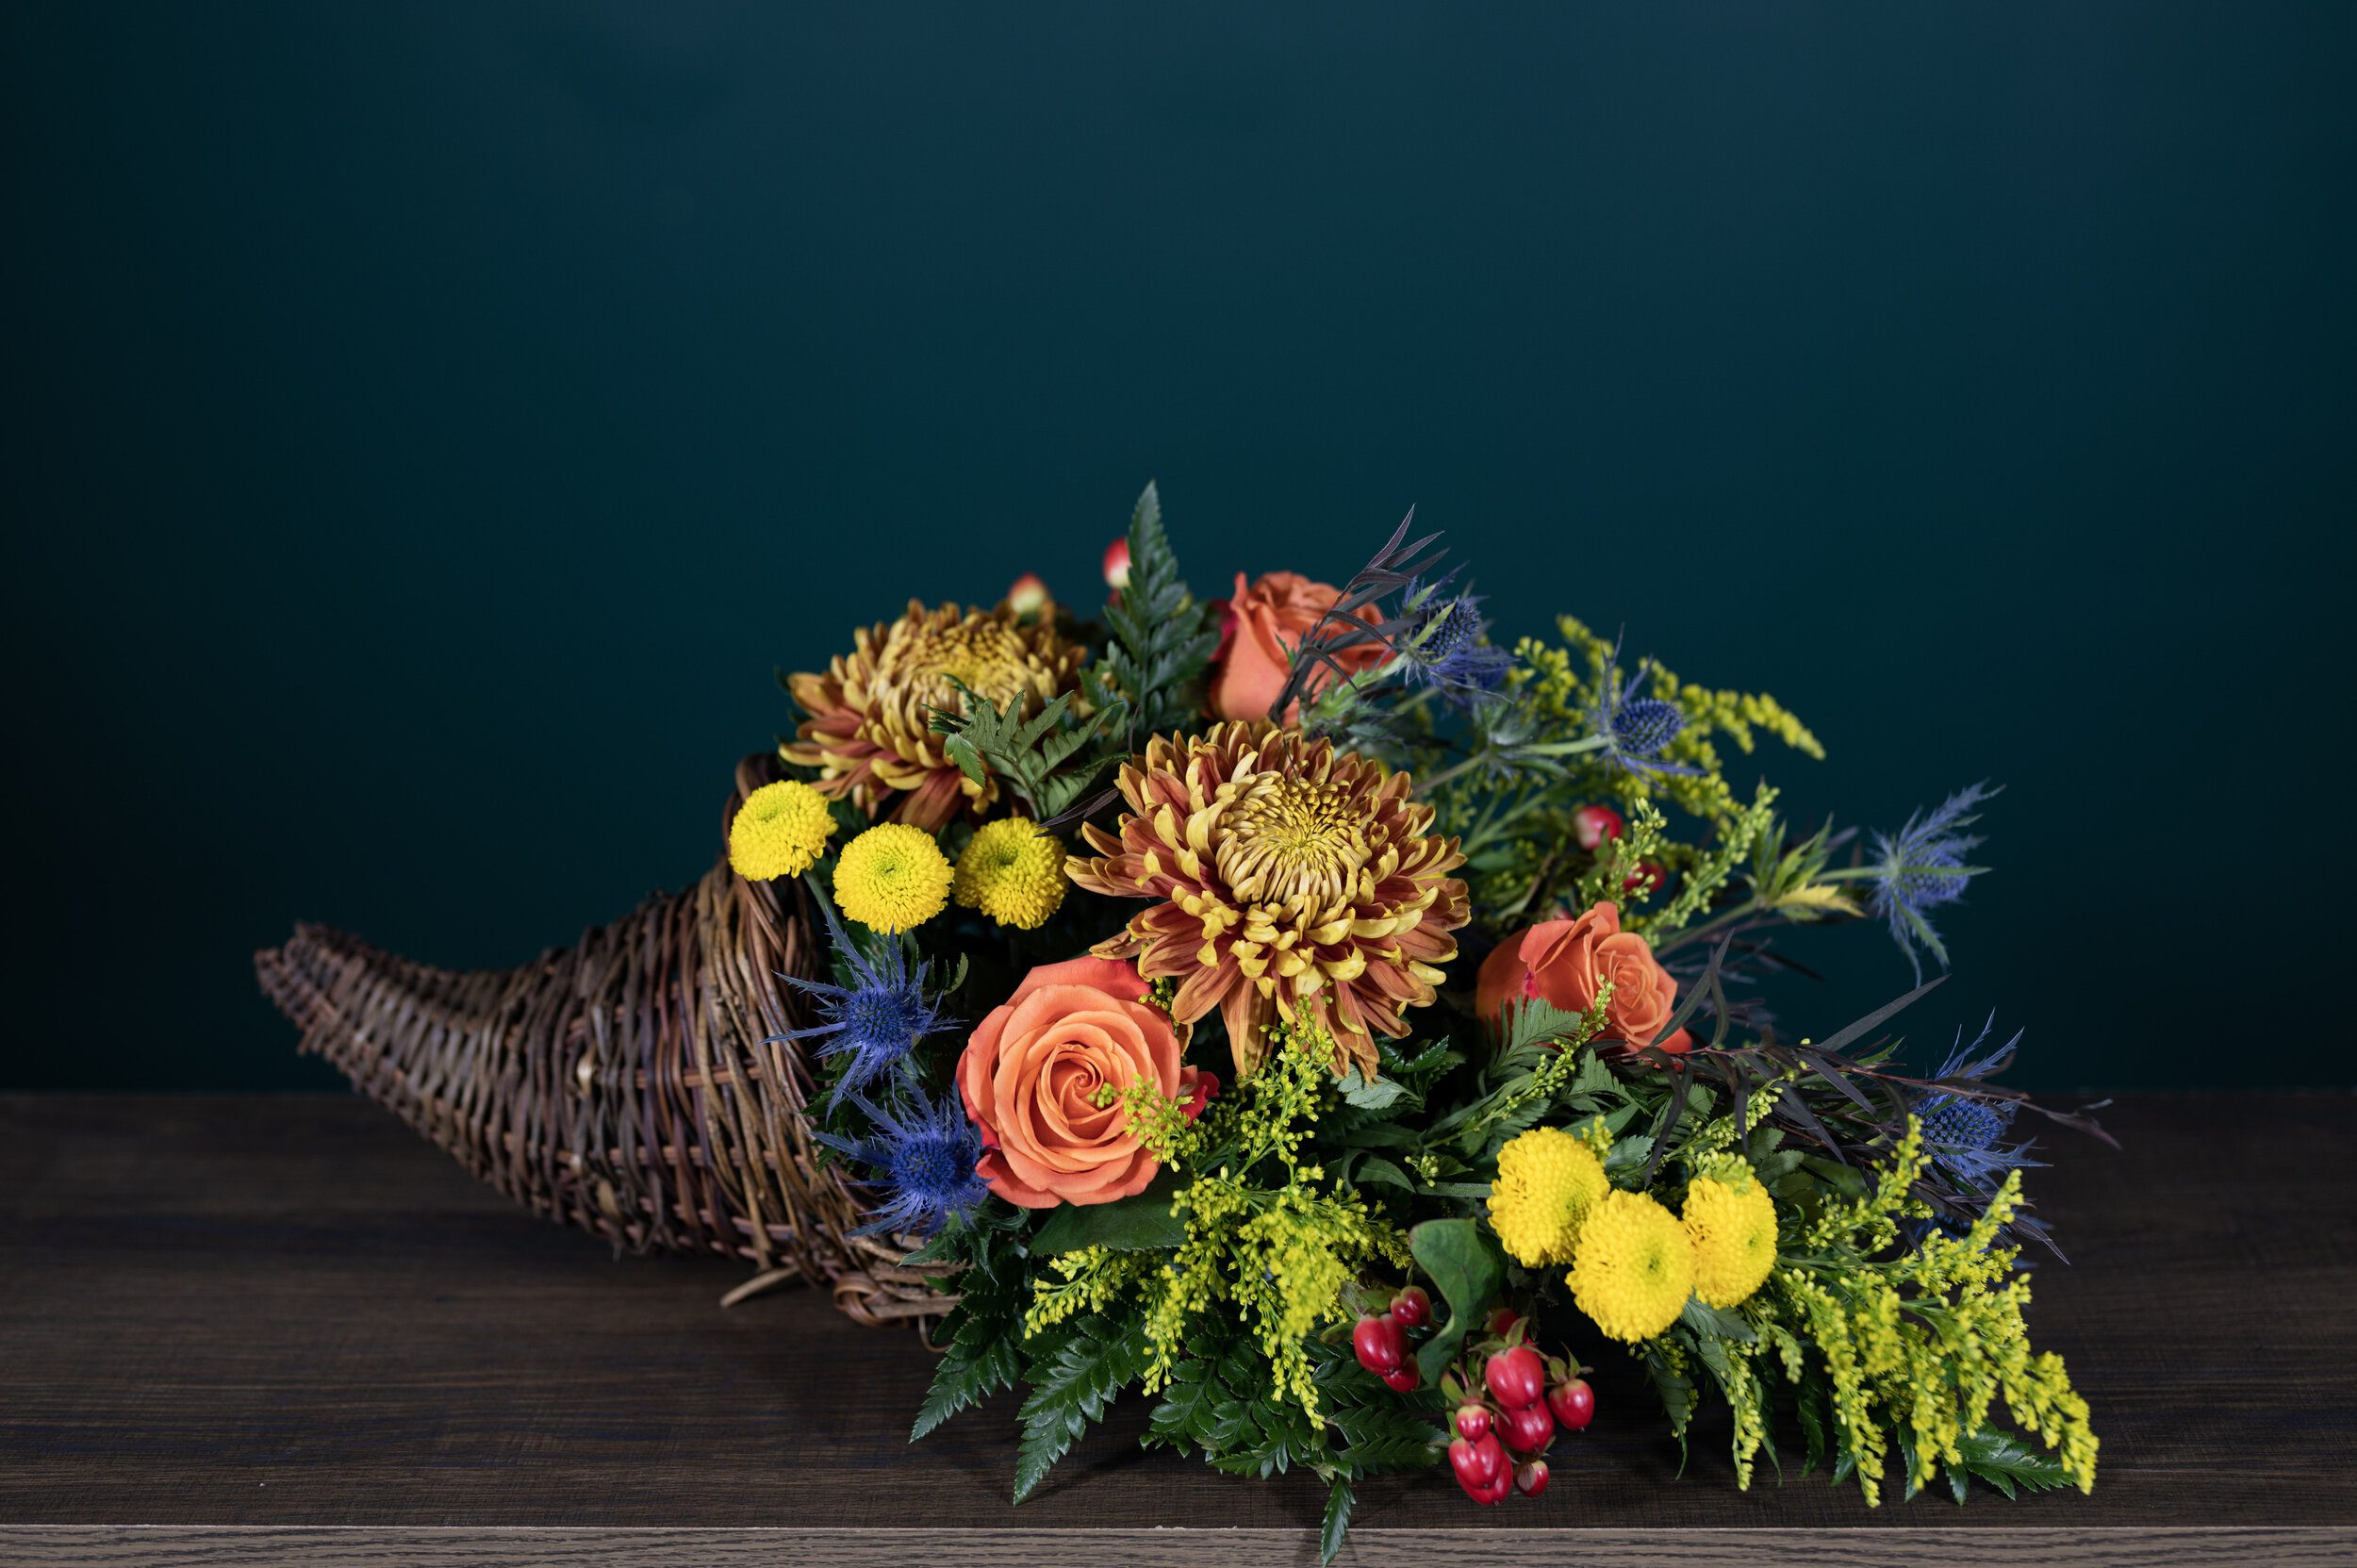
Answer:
[4,1526,2355,1567]
[1,1093,2352,1540]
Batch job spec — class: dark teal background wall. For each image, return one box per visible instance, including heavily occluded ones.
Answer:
[5,3,2351,1092]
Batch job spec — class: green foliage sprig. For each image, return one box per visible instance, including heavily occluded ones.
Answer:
[930,670,1129,821]
[1101,482,1221,743]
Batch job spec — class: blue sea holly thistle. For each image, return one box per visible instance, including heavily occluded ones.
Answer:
[1584,639,1698,779]
[774,897,957,1107]
[1858,782,1996,981]
[1912,1016,2037,1181]
[1398,581,1512,702]
[812,1081,990,1239]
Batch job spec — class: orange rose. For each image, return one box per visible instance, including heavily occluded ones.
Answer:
[1475,902,1693,1054]
[957,956,1202,1208]
[1208,570,1387,723]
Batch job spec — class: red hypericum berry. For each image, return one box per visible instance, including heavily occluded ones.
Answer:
[1390,1286,1431,1329]
[1353,1314,1405,1376]
[1624,859,1666,895]
[1455,1403,1492,1443]
[1005,572,1049,616]
[1102,536,1131,589]
[1484,1345,1546,1410]
[1448,1439,1485,1497]
[1547,1377,1595,1432]
[1382,1363,1422,1393]
[1573,804,1625,851]
[1502,1397,1555,1455]
[1449,1432,1507,1494]
[1515,1459,1550,1497]
[1486,1307,1522,1336]
[1475,1470,1512,1506]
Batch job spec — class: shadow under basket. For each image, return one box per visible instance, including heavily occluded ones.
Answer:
[254,753,951,1328]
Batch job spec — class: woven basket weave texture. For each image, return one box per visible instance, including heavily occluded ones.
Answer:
[254,754,948,1326]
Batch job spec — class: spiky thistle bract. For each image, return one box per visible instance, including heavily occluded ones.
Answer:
[814,1080,990,1238]
[774,895,957,1108]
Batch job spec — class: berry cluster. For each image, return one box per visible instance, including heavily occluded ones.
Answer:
[1440,1312,1594,1506]
[1349,1285,1434,1392]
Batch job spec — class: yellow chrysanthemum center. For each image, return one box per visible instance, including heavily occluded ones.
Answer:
[1569,1188,1695,1343]
[728,780,836,883]
[954,817,1068,930]
[1220,776,1372,907]
[833,822,953,933]
[889,617,1041,712]
[1486,1127,1609,1267]
[1683,1169,1778,1309]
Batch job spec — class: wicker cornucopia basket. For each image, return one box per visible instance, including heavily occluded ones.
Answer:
[254,753,949,1326]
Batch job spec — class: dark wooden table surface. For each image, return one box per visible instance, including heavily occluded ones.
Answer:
[2,1093,2352,1567]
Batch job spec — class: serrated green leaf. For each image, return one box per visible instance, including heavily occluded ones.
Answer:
[1895,1425,1932,1502]
[944,732,987,785]
[911,1271,1025,1441]
[1335,1067,1407,1110]
[1101,482,1219,740]
[1954,1428,2073,1495]
[1320,1476,1354,1566]
[1337,1430,1442,1475]
[1604,1133,1655,1179]
[926,675,1127,823]
[912,1329,1018,1441]
[1146,1365,1221,1454]
[1012,1317,1144,1503]
[1795,1377,1829,1477]
[1498,996,1595,1055]
[1677,1296,1757,1343]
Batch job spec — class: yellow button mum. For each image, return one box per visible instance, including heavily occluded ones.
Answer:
[728,780,836,883]
[1683,1169,1779,1309]
[953,817,1067,931]
[1569,1188,1695,1343]
[1487,1127,1608,1267]
[833,822,953,933]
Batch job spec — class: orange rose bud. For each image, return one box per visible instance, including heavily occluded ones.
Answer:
[1006,572,1050,617]
[1476,901,1693,1054]
[956,957,1199,1208]
[1207,570,1387,723]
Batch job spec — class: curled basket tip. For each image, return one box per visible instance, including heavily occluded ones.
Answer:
[254,752,953,1328]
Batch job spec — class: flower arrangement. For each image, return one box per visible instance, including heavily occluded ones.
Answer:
[738,485,2104,1556]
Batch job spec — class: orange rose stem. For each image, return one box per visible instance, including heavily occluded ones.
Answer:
[1416,735,1608,794]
